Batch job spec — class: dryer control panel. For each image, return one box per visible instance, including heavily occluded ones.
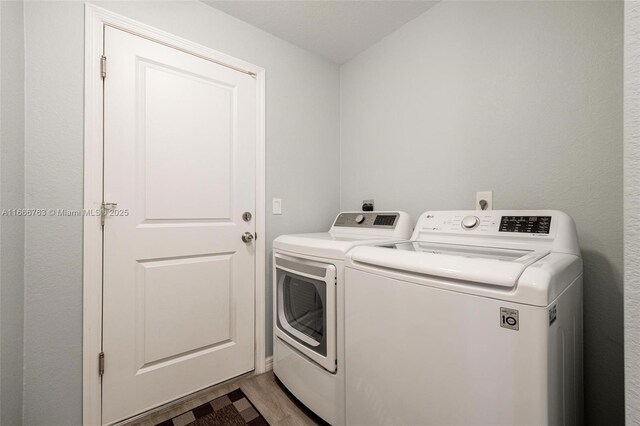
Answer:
[334,212,399,229]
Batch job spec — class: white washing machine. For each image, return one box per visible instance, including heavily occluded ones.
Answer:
[273,211,412,425]
[344,210,583,426]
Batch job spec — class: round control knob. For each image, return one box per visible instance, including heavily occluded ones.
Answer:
[355,214,365,224]
[461,215,480,230]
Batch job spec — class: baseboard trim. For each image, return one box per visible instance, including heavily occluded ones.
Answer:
[265,356,273,371]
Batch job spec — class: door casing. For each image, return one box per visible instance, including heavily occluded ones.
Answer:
[82,5,267,425]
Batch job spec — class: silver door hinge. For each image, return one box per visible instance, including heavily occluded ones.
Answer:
[101,55,107,79]
[98,352,105,376]
[101,202,117,227]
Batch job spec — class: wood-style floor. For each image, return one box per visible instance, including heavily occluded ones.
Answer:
[122,371,322,426]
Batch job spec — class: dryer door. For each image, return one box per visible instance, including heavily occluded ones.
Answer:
[274,253,336,372]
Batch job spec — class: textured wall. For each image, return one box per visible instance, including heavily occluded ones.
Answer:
[0,1,25,425]
[625,1,640,424]
[340,2,624,423]
[23,1,339,424]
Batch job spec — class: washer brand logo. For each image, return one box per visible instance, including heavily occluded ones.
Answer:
[500,307,519,331]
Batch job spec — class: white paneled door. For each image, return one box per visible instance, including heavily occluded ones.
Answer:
[102,26,257,424]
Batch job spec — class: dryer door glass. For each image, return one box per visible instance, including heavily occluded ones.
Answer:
[284,274,324,342]
[277,269,327,356]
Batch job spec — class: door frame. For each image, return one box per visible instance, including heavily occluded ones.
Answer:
[82,4,267,425]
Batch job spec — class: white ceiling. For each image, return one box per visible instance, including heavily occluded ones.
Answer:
[203,1,439,64]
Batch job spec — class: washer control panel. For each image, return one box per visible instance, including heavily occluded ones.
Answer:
[334,212,399,228]
[499,216,551,234]
[411,210,578,256]
[415,211,556,237]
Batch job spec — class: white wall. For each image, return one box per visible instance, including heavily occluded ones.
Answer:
[625,1,640,423]
[340,1,623,423]
[22,1,340,424]
[0,1,25,424]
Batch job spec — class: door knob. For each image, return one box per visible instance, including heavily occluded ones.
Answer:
[242,232,254,243]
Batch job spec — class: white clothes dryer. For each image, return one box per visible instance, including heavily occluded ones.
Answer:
[344,210,583,426]
[273,211,412,425]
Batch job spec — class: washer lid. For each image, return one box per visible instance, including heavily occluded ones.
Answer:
[349,242,550,288]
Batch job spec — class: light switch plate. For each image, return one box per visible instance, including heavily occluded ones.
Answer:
[476,191,493,211]
[272,198,282,215]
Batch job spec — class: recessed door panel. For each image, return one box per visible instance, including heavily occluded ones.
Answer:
[141,62,234,221]
[138,254,232,366]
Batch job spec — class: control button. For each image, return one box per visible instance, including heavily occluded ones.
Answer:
[461,215,480,230]
[355,214,365,224]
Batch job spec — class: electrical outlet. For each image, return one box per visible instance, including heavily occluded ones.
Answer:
[476,191,493,211]
[362,199,375,211]
[272,198,282,215]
